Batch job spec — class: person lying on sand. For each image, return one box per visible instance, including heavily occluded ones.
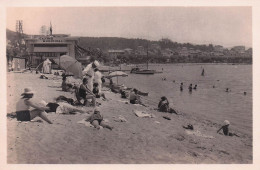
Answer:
[217,120,240,137]
[158,96,178,114]
[93,83,107,100]
[129,89,146,107]
[42,99,89,114]
[14,87,52,124]
[86,108,113,130]
[40,74,48,79]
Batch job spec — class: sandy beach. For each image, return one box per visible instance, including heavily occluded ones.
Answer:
[6,72,252,164]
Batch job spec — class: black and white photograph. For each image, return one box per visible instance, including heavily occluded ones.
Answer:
[1,0,259,169]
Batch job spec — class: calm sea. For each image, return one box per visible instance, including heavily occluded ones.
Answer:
[113,64,252,136]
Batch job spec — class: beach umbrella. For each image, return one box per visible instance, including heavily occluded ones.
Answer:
[108,71,128,77]
[54,55,83,79]
[108,71,128,84]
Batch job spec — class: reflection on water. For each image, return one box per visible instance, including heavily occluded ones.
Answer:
[116,64,252,136]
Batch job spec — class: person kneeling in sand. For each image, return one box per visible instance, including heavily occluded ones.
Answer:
[15,88,52,124]
[217,120,240,137]
[86,108,113,130]
[158,96,178,114]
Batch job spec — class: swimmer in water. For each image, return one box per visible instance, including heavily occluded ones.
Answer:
[226,88,230,92]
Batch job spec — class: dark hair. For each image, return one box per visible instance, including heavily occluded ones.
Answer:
[94,68,99,72]
[93,82,98,87]
[62,76,66,81]
[133,88,138,93]
[83,78,88,83]
[161,96,167,101]
[22,93,33,99]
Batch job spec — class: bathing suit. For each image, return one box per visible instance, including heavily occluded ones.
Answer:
[16,110,31,121]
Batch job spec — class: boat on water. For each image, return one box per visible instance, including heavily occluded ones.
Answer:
[130,67,155,74]
[130,42,156,75]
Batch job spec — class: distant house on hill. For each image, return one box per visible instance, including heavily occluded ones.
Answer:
[214,45,224,52]
[231,46,246,54]
[108,49,125,59]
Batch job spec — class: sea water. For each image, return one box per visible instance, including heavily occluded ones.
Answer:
[116,64,252,136]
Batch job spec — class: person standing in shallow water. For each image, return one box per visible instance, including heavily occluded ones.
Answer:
[201,68,205,76]
[180,82,183,91]
[189,84,193,92]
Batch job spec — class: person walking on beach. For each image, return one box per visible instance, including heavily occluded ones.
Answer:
[94,68,103,93]
[82,60,100,91]
[15,88,52,124]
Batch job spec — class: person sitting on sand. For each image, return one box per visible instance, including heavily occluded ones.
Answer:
[86,108,113,130]
[93,82,107,100]
[78,78,96,107]
[14,88,52,124]
[158,96,177,114]
[61,76,74,92]
[217,120,240,137]
[193,84,197,90]
[129,89,146,106]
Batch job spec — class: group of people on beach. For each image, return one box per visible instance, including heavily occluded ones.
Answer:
[11,61,240,136]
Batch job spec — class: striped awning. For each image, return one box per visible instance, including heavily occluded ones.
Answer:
[34,47,68,52]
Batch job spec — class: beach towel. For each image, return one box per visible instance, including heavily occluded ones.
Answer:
[113,115,127,122]
[133,110,155,118]
[77,119,95,128]
[185,130,214,139]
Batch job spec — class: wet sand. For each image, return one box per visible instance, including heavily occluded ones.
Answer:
[6,72,252,163]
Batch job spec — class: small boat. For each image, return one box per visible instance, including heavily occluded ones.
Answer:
[130,67,155,74]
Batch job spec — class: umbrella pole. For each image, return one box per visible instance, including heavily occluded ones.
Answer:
[117,77,118,84]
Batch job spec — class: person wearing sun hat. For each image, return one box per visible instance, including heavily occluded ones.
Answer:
[217,120,240,137]
[15,87,52,124]
[82,60,100,91]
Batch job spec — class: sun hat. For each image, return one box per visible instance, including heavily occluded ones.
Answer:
[21,87,34,96]
[224,120,230,126]
[93,60,100,67]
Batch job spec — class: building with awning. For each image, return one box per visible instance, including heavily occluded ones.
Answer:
[25,34,79,67]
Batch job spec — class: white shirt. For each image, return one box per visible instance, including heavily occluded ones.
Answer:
[82,63,94,78]
[94,71,102,83]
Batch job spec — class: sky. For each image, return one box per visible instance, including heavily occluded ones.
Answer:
[6,7,252,48]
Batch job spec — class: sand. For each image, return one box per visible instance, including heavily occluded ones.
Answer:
[6,72,252,163]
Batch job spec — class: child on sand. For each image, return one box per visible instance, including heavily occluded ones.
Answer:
[86,108,113,130]
[15,88,52,124]
[217,120,240,137]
